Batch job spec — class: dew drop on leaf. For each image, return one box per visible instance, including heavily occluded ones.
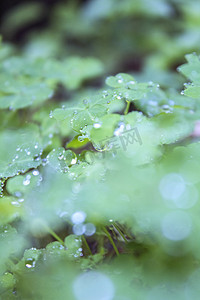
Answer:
[93,123,102,129]
[25,258,36,269]
[32,170,39,176]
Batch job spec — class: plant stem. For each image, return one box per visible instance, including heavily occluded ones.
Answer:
[46,227,64,246]
[103,227,119,256]
[113,222,128,244]
[82,235,92,255]
[124,101,130,115]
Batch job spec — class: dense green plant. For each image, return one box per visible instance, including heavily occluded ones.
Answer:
[1,34,200,298]
[1,0,200,299]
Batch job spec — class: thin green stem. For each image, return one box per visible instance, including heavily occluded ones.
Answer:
[113,222,128,244]
[82,235,92,256]
[103,227,119,256]
[124,101,130,115]
[46,227,64,246]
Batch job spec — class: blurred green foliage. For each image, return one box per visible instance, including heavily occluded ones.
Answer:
[1,0,200,299]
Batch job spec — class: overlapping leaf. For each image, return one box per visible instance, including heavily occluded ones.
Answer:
[179,53,200,98]
[0,124,43,178]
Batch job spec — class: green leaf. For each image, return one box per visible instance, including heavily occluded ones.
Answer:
[106,73,135,88]
[15,258,79,300]
[178,53,200,84]
[64,235,82,259]
[0,272,15,296]
[6,169,41,197]
[183,85,200,98]
[0,225,25,276]
[106,73,160,102]
[0,77,53,110]
[61,57,104,89]
[0,196,22,225]
[46,148,76,172]
[66,135,90,149]
[151,109,195,145]
[24,168,74,232]
[45,242,66,259]
[86,113,121,149]
[179,53,200,99]
[2,56,103,90]
[53,95,110,132]
[0,124,43,178]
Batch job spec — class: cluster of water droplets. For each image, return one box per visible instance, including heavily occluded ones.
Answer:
[71,211,96,237]
[0,180,5,197]
[9,143,43,171]
[46,148,78,173]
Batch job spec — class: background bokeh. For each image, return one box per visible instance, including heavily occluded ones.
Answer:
[1,0,200,88]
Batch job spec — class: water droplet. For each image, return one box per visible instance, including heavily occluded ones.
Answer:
[71,157,77,165]
[161,104,173,113]
[93,123,102,129]
[11,200,21,207]
[23,178,30,186]
[83,99,88,105]
[32,170,39,176]
[14,191,22,198]
[71,211,86,224]
[34,156,41,162]
[73,224,85,235]
[114,122,125,136]
[149,100,158,106]
[148,81,154,87]
[18,198,24,203]
[84,223,96,236]
[25,258,36,269]
[49,111,53,118]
